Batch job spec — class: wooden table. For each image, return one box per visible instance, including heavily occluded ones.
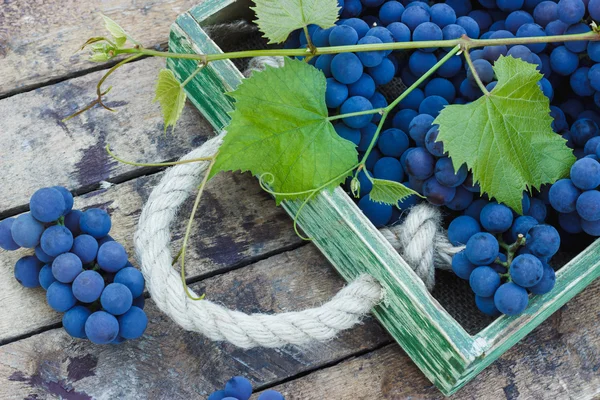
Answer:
[1,2,599,399]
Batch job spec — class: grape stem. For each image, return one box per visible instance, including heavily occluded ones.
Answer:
[462,48,490,96]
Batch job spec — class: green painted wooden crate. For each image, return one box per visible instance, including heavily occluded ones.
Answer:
[167,0,600,395]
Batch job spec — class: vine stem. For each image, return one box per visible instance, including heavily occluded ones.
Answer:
[113,31,600,62]
[106,145,214,167]
[463,48,490,96]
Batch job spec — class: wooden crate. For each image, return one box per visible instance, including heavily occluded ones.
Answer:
[167,0,600,395]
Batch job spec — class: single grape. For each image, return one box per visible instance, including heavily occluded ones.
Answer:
[53,186,74,215]
[570,158,600,190]
[480,203,514,233]
[365,27,394,56]
[114,266,145,298]
[452,250,477,280]
[434,157,468,187]
[459,79,483,100]
[355,37,385,69]
[505,11,534,34]
[585,137,600,155]
[258,390,285,400]
[117,306,148,340]
[456,16,480,38]
[465,199,489,223]
[208,390,228,400]
[378,128,409,157]
[470,266,501,297]
[462,174,480,193]
[466,232,499,265]
[525,224,560,258]
[39,264,57,290]
[443,24,467,42]
[80,208,111,239]
[413,22,443,52]
[419,95,449,118]
[101,282,133,316]
[516,23,546,53]
[10,213,44,248]
[576,190,600,221]
[581,218,600,235]
[494,282,529,315]
[342,18,369,38]
[423,177,456,205]
[557,0,585,24]
[398,87,425,111]
[401,5,430,31]
[46,282,77,312]
[328,25,358,46]
[334,123,361,146]
[437,51,463,78]
[29,187,66,223]
[533,1,558,28]
[570,67,595,97]
[446,186,474,211]
[387,22,411,43]
[97,235,115,247]
[424,126,445,157]
[311,27,332,47]
[475,295,501,316]
[408,114,435,147]
[425,78,456,103]
[564,23,590,54]
[469,10,493,32]
[467,59,495,84]
[40,225,73,257]
[379,1,405,25]
[549,179,581,213]
[340,96,373,128]
[447,0,472,16]
[71,234,99,265]
[97,241,128,273]
[409,50,438,76]
[367,57,396,85]
[448,215,481,246]
[510,216,538,243]
[325,78,348,109]
[52,253,83,283]
[64,210,83,236]
[589,42,600,63]
[14,256,43,288]
[85,311,119,344]
[72,270,105,303]
[528,263,556,294]
[0,218,19,251]
[62,306,92,339]
[223,376,253,400]
[559,211,583,233]
[510,254,544,287]
[358,196,392,227]
[357,123,377,152]
[34,245,54,263]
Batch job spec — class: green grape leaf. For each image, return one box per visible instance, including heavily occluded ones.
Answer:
[251,0,340,44]
[102,15,128,47]
[369,179,422,206]
[435,56,575,213]
[212,57,358,203]
[153,69,186,133]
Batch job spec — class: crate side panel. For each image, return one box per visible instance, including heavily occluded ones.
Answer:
[188,0,254,25]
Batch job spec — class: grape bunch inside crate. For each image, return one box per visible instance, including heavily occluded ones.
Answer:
[168,0,600,396]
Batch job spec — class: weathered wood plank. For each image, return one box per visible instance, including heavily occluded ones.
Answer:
[265,279,600,400]
[0,245,390,399]
[0,0,202,97]
[0,57,212,214]
[0,171,301,343]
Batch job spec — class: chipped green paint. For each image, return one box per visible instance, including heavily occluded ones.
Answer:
[169,0,600,395]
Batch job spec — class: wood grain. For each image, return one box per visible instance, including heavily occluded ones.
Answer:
[0,57,213,214]
[265,279,600,400]
[0,245,390,400]
[0,0,202,97]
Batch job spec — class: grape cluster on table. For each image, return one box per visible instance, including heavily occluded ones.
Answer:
[285,0,600,316]
[208,376,284,400]
[0,186,148,344]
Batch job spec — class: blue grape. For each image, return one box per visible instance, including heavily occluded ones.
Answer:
[425,126,445,157]
[525,224,560,257]
[398,87,425,111]
[510,254,544,287]
[465,199,489,222]
[425,78,456,103]
[342,18,370,38]
[564,23,590,53]
[379,1,405,25]
[35,245,54,263]
[489,21,506,31]
[387,22,411,43]
[365,148,382,170]
[456,16,480,38]
[527,198,547,223]
[448,215,481,246]
[64,210,83,236]
[367,57,395,85]
[516,23,546,53]
[475,295,501,316]
[258,390,285,400]
[549,179,581,213]
[447,0,472,16]
[368,92,387,123]
[423,177,456,205]
[101,282,133,315]
[591,0,600,20]
[494,282,529,315]
[11,213,44,248]
[72,270,105,303]
[466,232,499,265]
[63,306,92,339]
[117,306,148,340]
[40,225,73,257]
[14,256,43,288]
[315,54,334,77]
[571,119,599,146]
[409,51,438,76]
[550,106,568,133]
[570,158,600,190]
[397,181,420,210]
[467,59,495,84]
[208,391,228,400]
[557,0,585,24]
[505,11,534,34]
[97,235,115,247]
[374,157,404,182]
[452,250,477,280]
[0,218,19,250]
[588,42,600,62]
[459,79,483,100]
[419,95,448,118]
[430,3,457,28]
[39,264,56,290]
[404,147,436,179]
[525,0,545,9]
[470,266,501,297]
[498,0,525,11]
[85,311,119,344]
[46,282,77,312]
[329,25,358,46]
[80,208,111,239]
[311,27,331,47]
[586,137,600,157]
[550,46,578,76]
[533,1,558,27]
[579,111,600,127]
[576,190,600,221]
[355,36,385,68]
[589,64,600,92]
[71,234,99,265]
[480,203,514,233]
[97,241,128,273]
[581,218,600,235]
[507,45,534,63]
[545,19,568,38]
[408,114,435,146]
[223,376,253,400]
[331,53,363,85]
[462,173,480,193]
[365,27,394,56]
[446,186,474,210]
[510,216,538,243]
[132,295,146,310]
[358,123,377,152]
[378,128,409,157]
[570,67,594,97]
[29,187,66,223]
[401,5,430,31]
[53,186,74,215]
[482,30,512,61]
[486,81,498,91]
[358,196,392,227]
[413,22,443,52]
[334,123,361,146]
[528,263,556,294]
[52,253,83,283]
[114,266,145,298]
[326,78,349,108]
[393,109,418,133]
[434,157,468,187]
[469,10,493,31]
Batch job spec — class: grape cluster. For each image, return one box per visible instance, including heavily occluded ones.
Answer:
[0,186,147,344]
[450,202,559,316]
[208,376,284,400]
